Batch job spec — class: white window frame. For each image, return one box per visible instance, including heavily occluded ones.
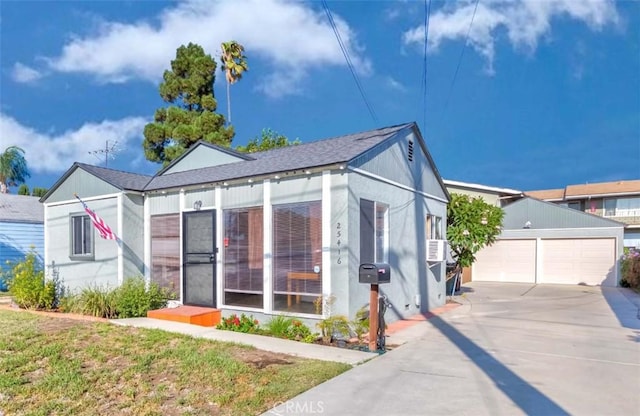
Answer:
[69,213,94,260]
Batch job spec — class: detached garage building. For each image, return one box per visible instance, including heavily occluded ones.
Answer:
[473,197,624,287]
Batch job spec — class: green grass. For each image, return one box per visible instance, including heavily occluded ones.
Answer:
[0,310,351,415]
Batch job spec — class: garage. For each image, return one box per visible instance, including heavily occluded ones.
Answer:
[471,197,624,287]
[540,238,616,286]
[474,239,536,283]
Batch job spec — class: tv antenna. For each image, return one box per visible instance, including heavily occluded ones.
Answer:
[89,140,120,168]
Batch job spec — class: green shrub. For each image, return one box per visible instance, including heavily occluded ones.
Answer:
[621,249,640,290]
[287,319,316,343]
[217,313,261,333]
[6,252,61,310]
[77,285,118,318]
[114,276,169,318]
[61,276,171,319]
[265,315,293,338]
[264,316,316,342]
[351,307,370,342]
[316,315,350,343]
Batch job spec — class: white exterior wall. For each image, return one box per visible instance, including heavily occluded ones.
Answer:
[46,197,120,291]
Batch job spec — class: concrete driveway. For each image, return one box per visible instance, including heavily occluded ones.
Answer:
[269,283,640,416]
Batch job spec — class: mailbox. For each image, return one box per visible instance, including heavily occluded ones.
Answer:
[359,263,391,284]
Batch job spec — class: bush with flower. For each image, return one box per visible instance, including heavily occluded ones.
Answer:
[621,248,640,289]
[216,313,262,333]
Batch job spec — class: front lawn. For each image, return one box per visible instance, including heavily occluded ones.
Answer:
[0,310,350,415]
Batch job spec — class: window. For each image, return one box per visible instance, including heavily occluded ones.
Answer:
[70,214,94,260]
[604,197,640,217]
[151,214,180,294]
[223,207,264,308]
[273,201,322,314]
[408,140,414,162]
[567,201,582,211]
[360,199,389,263]
[426,214,442,240]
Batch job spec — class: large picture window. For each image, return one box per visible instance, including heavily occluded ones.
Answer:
[151,214,180,295]
[223,207,264,308]
[273,201,322,314]
[360,199,389,263]
[70,214,94,260]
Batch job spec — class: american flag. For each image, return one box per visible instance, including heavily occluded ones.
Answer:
[74,194,117,240]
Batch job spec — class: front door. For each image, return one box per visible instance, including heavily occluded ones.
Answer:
[183,210,216,307]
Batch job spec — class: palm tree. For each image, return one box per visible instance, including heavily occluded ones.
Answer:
[220,41,248,124]
[0,146,30,193]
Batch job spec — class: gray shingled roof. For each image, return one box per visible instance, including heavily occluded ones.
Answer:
[76,163,152,191]
[0,193,44,223]
[145,123,414,191]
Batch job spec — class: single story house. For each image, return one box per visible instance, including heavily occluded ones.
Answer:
[472,197,625,286]
[41,122,449,321]
[0,193,44,290]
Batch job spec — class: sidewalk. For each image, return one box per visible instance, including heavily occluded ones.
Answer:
[112,302,460,366]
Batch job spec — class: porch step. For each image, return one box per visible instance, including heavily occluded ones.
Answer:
[147,306,221,327]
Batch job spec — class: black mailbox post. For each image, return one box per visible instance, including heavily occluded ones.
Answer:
[359,263,391,284]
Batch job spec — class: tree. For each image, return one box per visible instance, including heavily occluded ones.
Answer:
[446,193,504,277]
[235,128,301,153]
[220,41,248,124]
[17,184,29,195]
[32,187,48,198]
[143,43,234,166]
[0,146,30,193]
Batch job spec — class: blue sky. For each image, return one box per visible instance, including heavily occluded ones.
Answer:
[1,0,638,193]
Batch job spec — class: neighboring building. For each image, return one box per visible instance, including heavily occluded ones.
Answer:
[0,194,44,290]
[444,179,522,207]
[472,197,624,287]
[527,180,640,248]
[41,123,449,322]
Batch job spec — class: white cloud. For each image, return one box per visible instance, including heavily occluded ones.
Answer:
[11,63,44,83]
[0,113,148,173]
[385,76,407,92]
[403,0,619,73]
[43,0,371,97]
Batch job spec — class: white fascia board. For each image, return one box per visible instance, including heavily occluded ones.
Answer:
[352,167,448,203]
[443,179,522,195]
[45,192,122,207]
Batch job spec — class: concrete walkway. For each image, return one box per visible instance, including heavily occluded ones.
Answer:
[112,317,377,365]
[112,303,459,366]
[269,283,640,416]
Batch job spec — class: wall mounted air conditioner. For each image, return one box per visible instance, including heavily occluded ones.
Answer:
[426,239,447,262]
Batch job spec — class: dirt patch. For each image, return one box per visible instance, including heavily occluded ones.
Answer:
[232,348,294,369]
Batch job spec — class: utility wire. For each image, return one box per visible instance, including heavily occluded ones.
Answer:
[322,0,378,124]
[445,0,481,111]
[421,0,432,132]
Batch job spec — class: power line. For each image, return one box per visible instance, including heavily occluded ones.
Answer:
[421,0,432,132]
[445,0,481,110]
[321,0,378,124]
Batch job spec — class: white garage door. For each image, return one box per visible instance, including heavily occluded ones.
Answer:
[473,239,536,283]
[540,238,616,286]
